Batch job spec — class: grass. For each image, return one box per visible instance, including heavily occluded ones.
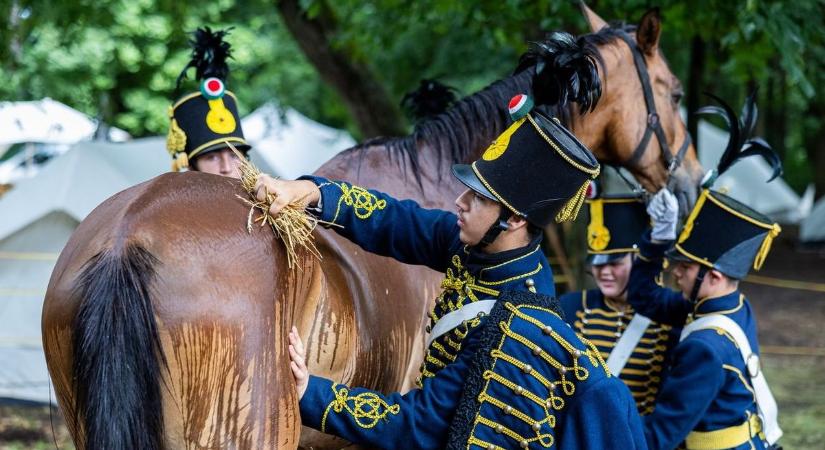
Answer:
[1,355,822,448]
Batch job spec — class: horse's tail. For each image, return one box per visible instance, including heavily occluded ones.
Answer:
[71,243,166,450]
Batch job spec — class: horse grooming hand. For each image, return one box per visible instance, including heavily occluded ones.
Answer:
[254,175,321,217]
[288,326,309,400]
[647,188,679,242]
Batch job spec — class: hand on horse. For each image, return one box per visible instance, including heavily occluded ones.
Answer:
[647,188,679,243]
[288,326,309,400]
[254,175,321,217]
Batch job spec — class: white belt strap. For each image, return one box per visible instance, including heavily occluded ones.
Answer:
[606,313,652,375]
[426,300,496,347]
[680,314,782,445]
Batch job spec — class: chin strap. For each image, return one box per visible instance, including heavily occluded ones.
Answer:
[688,266,709,303]
[478,208,513,248]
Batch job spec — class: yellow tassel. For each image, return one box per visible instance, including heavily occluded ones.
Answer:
[167,118,187,155]
[587,199,611,251]
[555,179,590,223]
[753,224,781,270]
[171,152,189,172]
[678,189,709,244]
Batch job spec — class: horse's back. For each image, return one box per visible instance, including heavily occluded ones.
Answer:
[44,172,302,449]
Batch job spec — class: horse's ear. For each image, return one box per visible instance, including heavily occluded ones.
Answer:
[636,8,662,56]
[579,1,608,33]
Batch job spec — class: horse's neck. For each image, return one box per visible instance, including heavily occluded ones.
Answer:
[314,143,465,210]
[314,68,537,209]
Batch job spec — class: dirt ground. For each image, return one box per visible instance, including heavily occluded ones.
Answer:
[2,227,823,449]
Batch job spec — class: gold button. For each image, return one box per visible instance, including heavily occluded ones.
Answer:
[542,325,553,335]
[525,278,535,287]
[559,367,567,374]
[533,346,542,356]
[495,424,504,433]
[532,422,542,432]
[520,439,529,448]
[504,405,513,414]
[574,349,582,357]
[487,445,496,450]
[522,364,533,374]
[514,385,524,395]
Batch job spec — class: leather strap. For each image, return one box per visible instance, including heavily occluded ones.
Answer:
[426,300,496,347]
[680,314,782,445]
[606,313,652,375]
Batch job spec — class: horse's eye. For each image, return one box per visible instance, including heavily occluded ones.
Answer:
[671,91,684,105]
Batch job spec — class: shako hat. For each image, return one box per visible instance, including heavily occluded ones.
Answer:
[668,92,783,279]
[452,94,600,228]
[585,186,648,266]
[166,27,250,172]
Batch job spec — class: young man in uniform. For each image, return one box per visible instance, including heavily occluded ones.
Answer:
[560,190,679,415]
[628,96,783,450]
[165,27,251,178]
[259,96,647,449]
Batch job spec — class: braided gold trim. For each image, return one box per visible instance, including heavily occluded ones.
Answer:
[320,384,400,432]
[526,114,600,176]
[471,162,524,216]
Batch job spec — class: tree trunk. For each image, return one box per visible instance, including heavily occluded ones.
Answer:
[686,35,704,151]
[764,64,787,160]
[804,101,825,200]
[276,0,407,139]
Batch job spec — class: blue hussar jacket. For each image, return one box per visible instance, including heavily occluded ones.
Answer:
[300,176,555,384]
[296,178,645,449]
[559,289,679,415]
[627,231,768,450]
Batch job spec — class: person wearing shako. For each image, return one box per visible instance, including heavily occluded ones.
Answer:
[165,27,251,178]
[256,94,647,450]
[559,188,679,415]
[627,94,784,450]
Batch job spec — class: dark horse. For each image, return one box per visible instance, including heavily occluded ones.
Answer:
[42,7,701,450]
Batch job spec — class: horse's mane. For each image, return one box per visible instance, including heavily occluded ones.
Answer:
[341,23,637,182]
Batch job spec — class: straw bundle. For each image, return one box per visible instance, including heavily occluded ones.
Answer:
[229,144,322,270]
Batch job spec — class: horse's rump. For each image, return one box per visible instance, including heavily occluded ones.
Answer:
[44,172,302,449]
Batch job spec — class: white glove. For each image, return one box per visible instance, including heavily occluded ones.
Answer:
[647,188,679,241]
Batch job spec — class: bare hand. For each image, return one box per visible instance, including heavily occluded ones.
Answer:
[288,326,309,400]
[254,175,321,217]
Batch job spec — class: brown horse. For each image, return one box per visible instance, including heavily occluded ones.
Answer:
[42,7,701,450]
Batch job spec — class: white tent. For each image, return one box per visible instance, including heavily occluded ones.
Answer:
[800,197,825,243]
[243,103,355,179]
[0,98,131,184]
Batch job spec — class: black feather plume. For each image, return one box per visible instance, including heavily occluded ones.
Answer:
[400,79,459,122]
[696,91,782,185]
[175,27,234,91]
[515,31,603,113]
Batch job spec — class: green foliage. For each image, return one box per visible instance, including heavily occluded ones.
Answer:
[0,0,822,192]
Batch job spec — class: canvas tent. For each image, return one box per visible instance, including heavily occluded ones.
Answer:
[242,102,355,179]
[0,98,130,184]
[800,197,825,244]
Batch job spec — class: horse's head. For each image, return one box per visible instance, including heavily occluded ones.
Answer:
[570,5,703,216]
